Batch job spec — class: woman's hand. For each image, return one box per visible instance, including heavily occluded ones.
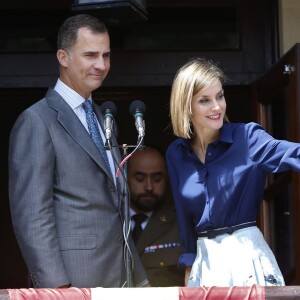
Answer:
[185,266,192,286]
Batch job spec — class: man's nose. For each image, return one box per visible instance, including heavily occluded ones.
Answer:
[94,57,106,70]
[144,178,154,191]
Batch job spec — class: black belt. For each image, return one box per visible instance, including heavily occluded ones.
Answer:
[196,221,256,239]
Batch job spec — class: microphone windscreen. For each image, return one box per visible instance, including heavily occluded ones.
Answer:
[129,100,146,115]
[100,101,117,115]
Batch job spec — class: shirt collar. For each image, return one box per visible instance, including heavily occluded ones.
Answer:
[176,122,234,149]
[54,79,92,109]
[129,207,153,219]
[217,122,234,144]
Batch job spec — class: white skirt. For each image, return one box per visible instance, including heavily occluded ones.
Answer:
[187,226,285,287]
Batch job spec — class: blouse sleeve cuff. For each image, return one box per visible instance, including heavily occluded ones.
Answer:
[178,253,196,269]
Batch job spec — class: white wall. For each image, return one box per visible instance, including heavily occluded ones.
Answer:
[278,0,300,55]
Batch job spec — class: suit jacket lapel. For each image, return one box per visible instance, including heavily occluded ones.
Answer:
[45,88,114,179]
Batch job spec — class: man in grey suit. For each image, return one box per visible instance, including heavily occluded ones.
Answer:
[128,147,184,286]
[8,14,147,288]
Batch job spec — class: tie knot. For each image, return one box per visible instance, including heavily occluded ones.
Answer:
[132,213,147,225]
[82,100,93,113]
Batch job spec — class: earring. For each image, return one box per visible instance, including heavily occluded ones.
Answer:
[189,123,194,135]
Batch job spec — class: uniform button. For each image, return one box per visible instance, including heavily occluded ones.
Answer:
[160,215,167,222]
[160,261,165,267]
[118,235,124,243]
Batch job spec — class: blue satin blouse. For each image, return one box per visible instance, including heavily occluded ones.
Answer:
[166,122,300,268]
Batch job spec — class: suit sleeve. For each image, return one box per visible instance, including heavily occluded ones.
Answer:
[8,108,70,288]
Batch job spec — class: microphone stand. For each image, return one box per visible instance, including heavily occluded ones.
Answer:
[106,142,144,288]
[121,144,132,288]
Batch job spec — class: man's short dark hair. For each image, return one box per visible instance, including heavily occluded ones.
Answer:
[57,14,108,51]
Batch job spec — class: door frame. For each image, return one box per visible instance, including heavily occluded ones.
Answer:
[252,43,300,284]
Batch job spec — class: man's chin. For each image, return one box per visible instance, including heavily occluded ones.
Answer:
[136,198,161,212]
[139,196,156,202]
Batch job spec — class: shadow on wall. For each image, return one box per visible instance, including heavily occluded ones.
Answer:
[0,89,43,288]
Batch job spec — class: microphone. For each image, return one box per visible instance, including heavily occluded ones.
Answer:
[100,101,117,140]
[129,100,146,139]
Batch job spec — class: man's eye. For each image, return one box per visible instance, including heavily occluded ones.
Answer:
[135,175,145,182]
[153,176,163,182]
[86,53,97,58]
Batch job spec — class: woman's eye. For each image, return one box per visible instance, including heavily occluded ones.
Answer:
[199,99,208,103]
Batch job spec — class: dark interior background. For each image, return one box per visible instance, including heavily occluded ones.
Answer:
[0,0,279,288]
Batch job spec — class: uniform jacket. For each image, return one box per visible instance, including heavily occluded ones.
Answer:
[135,202,184,287]
[9,88,147,288]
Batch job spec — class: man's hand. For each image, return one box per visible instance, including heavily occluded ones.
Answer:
[56,284,71,288]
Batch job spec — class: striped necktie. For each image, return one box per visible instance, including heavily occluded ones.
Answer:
[82,100,113,179]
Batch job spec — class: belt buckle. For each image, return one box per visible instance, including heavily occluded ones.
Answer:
[207,230,217,239]
[227,226,234,235]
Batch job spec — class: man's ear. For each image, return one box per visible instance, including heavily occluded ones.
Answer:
[57,49,69,67]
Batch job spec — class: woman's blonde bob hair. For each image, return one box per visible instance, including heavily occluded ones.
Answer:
[170,57,228,139]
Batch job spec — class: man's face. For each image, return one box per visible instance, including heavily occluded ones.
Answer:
[128,149,167,212]
[58,27,111,99]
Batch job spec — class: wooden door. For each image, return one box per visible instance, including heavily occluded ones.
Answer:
[252,43,300,284]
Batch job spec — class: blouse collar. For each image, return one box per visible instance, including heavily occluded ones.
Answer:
[176,122,234,150]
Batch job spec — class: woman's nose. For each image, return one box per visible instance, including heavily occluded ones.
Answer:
[211,99,221,110]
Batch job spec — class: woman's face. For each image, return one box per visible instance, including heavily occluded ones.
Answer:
[190,78,226,132]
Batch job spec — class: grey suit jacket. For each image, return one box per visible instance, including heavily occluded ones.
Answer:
[9,88,147,288]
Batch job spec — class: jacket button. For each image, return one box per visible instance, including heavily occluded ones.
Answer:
[110,185,115,192]
[118,235,124,243]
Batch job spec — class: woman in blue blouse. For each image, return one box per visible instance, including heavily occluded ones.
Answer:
[166,58,300,287]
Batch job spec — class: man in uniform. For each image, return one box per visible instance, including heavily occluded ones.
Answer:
[127,147,184,287]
